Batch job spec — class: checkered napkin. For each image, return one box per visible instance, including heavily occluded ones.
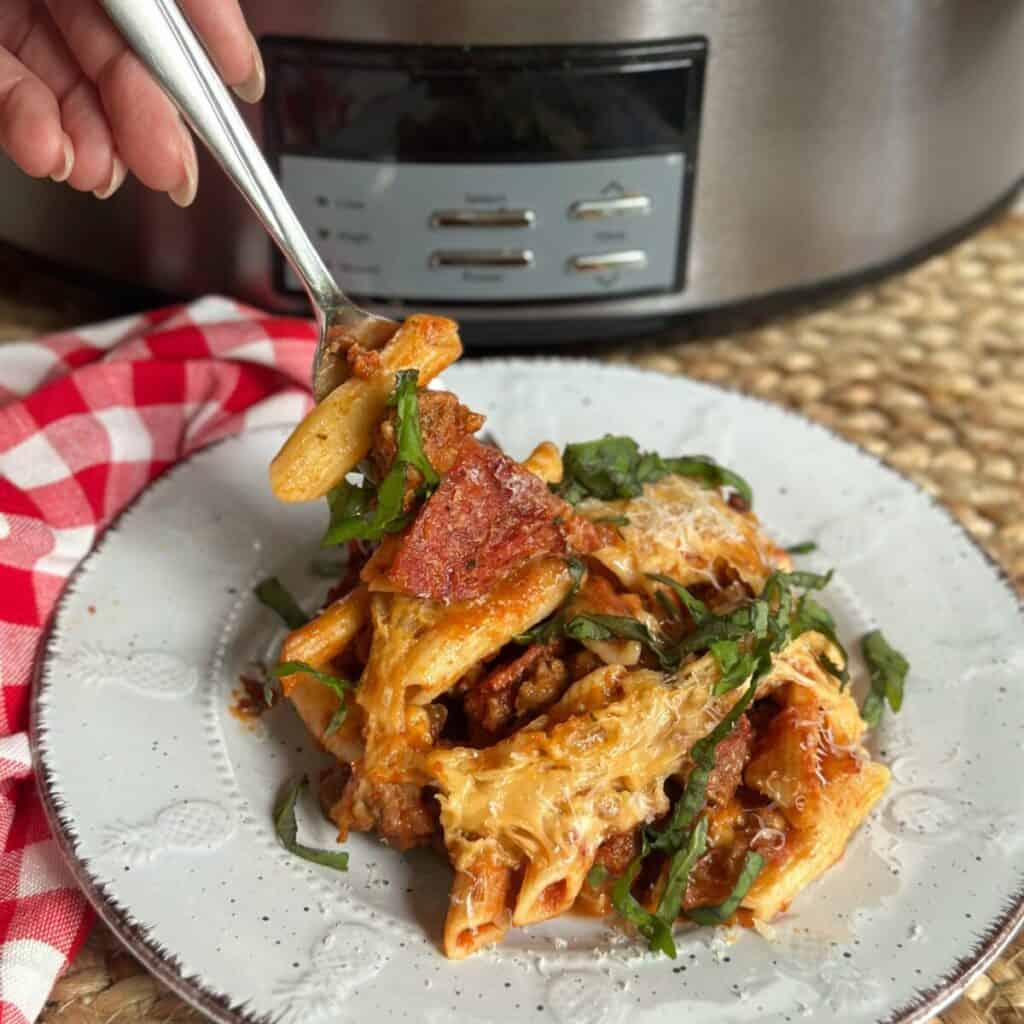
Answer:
[0,297,317,1023]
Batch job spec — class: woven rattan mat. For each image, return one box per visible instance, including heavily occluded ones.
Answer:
[9,214,1021,1023]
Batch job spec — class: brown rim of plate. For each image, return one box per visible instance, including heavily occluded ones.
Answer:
[28,364,1024,1024]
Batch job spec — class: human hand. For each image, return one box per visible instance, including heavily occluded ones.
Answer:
[0,0,263,205]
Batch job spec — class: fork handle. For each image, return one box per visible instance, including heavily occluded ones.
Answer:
[99,0,345,319]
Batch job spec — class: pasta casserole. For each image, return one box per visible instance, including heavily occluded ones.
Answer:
[258,315,908,960]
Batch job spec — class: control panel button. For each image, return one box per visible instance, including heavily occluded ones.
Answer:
[431,208,536,229]
[570,250,648,273]
[568,195,652,220]
[431,249,535,269]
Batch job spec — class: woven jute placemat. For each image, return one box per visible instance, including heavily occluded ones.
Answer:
[13,214,1022,1023]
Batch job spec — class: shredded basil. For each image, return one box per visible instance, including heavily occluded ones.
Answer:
[660,456,753,509]
[272,660,353,737]
[273,660,351,695]
[687,851,765,925]
[751,600,770,638]
[273,776,349,871]
[557,435,753,508]
[646,569,842,690]
[325,707,347,736]
[783,569,834,591]
[253,577,308,630]
[514,557,587,645]
[660,674,762,851]
[786,541,818,555]
[710,639,740,671]
[558,436,648,504]
[790,593,838,638]
[710,640,757,695]
[565,613,680,672]
[677,610,758,656]
[321,470,409,547]
[646,572,710,624]
[656,816,709,922]
[592,514,631,527]
[762,573,793,648]
[705,571,834,693]
[603,568,831,952]
[577,568,858,952]
[791,593,849,686]
[817,654,846,685]
[610,674,760,956]
[565,556,587,592]
[522,567,843,688]
[389,369,439,488]
[654,589,680,623]
[860,629,909,727]
[610,854,676,958]
[513,615,564,647]
[322,479,386,546]
[322,370,436,546]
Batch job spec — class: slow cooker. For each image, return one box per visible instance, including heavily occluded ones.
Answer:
[1,0,1023,343]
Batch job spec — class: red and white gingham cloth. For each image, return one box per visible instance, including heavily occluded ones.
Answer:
[0,297,317,1023]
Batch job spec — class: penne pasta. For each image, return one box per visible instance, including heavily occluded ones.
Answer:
[278,586,370,759]
[270,314,462,503]
[352,557,577,793]
[522,441,563,484]
[428,667,705,892]
[358,556,574,722]
[279,585,370,679]
[512,854,589,927]
[398,556,574,705]
[263,354,902,960]
[357,591,449,739]
[742,761,891,919]
[428,633,880,942]
[744,705,826,830]
[444,854,514,960]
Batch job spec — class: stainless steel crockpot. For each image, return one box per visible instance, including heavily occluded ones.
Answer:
[0,1,1022,343]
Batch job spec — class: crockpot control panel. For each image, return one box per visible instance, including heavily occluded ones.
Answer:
[279,154,684,300]
[265,39,706,306]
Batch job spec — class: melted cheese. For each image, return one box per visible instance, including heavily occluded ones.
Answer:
[580,475,788,594]
[427,631,861,882]
[356,555,574,786]
[428,668,694,873]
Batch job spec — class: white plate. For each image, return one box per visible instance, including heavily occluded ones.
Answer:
[33,360,1024,1024]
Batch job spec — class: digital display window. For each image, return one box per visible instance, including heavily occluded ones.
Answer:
[265,41,705,163]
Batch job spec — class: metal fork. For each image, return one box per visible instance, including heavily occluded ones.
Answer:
[99,0,399,401]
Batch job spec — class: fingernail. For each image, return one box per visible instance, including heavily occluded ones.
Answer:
[169,122,198,208]
[49,134,74,183]
[232,32,265,104]
[93,155,127,200]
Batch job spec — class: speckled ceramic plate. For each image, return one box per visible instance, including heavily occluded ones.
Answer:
[33,361,1024,1024]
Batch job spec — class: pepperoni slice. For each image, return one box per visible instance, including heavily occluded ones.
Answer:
[386,439,576,601]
